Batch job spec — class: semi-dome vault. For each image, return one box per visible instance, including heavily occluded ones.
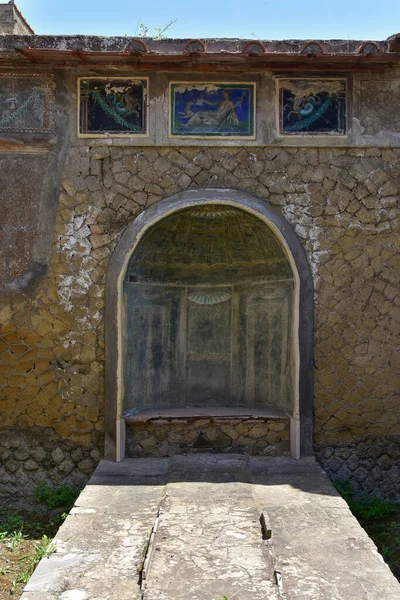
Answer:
[126,205,292,284]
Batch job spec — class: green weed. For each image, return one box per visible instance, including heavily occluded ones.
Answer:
[0,513,24,536]
[34,480,80,510]
[350,495,397,520]
[0,509,64,597]
[334,478,400,580]
[333,479,353,501]
[0,513,27,551]
[0,507,67,540]
[13,535,56,588]
[334,479,397,521]
[5,530,26,551]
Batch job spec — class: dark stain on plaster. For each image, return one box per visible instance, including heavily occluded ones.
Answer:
[3,261,47,292]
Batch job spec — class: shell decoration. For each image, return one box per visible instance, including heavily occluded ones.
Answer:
[188,292,231,305]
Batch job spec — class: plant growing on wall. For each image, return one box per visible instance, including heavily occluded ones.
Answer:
[135,19,177,39]
[125,18,177,39]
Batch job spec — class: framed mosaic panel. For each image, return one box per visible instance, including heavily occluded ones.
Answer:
[169,82,256,139]
[278,78,346,136]
[78,77,148,138]
[0,73,55,134]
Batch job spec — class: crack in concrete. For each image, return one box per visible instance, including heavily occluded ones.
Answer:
[257,503,286,598]
[139,492,167,597]
[274,570,288,600]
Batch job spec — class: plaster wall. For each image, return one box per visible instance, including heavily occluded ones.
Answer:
[0,5,32,35]
[0,68,399,497]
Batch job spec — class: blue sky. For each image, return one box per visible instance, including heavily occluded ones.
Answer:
[17,0,399,40]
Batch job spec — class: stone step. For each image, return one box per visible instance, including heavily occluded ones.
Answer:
[21,456,400,600]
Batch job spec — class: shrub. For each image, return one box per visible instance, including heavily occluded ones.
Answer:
[34,480,80,510]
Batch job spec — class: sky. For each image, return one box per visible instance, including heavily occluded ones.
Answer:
[16,0,400,40]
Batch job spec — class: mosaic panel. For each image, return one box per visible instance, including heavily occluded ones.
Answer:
[78,77,148,137]
[0,74,55,133]
[170,82,255,138]
[279,78,346,135]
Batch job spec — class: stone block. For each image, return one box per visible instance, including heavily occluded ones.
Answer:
[24,459,39,471]
[14,449,30,461]
[139,436,159,449]
[52,447,65,464]
[77,458,94,475]
[31,446,47,462]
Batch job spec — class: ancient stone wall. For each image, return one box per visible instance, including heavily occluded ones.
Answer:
[316,436,400,500]
[0,427,101,497]
[0,62,399,497]
[126,419,290,458]
[1,142,399,495]
[0,5,14,34]
[0,5,33,35]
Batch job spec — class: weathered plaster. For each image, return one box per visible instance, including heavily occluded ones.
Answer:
[1,71,71,292]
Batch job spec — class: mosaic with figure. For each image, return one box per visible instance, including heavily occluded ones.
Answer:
[79,78,148,136]
[280,79,346,135]
[0,74,55,134]
[170,83,255,138]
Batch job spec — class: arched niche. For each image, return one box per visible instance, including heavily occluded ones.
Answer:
[105,189,313,461]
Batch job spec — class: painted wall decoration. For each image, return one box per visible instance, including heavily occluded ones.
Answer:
[0,74,55,134]
[123,205,293,413]
[78,78,148,137]
[279,79,346,135]
[170,83,256,138]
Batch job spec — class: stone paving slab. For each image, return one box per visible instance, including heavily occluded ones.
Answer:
[142,482,279,600]
[21,456,400,600]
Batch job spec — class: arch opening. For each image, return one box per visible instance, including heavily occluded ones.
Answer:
[105,189,313,461]
[123,205,294,416]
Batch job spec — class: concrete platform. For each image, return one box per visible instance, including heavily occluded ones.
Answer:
[21,456,400,600]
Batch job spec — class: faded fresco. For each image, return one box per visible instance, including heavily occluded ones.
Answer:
[170,83,255,138]
[0,74,55,133]
[280,79,346,135]
[79,78,148,136]
[123,206,293,414]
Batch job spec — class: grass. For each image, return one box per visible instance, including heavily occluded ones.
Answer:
[334,479,397,520]
[334,479,400,581]
[2,531,26,552]
[0,481,80,598]
[0,509,63,598]
[14,535,56,587]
